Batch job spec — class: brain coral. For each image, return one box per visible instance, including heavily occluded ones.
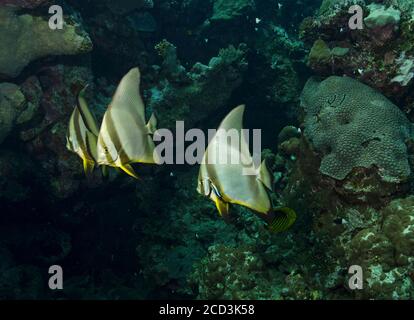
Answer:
[301,76,414,183]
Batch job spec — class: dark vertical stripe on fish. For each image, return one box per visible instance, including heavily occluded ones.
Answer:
[84,133,96,163]
[105,110,129,164]
[67,113,76,151]
[73,108,86,153]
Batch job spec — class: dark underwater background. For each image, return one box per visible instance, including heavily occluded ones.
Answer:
[1,0,414,300]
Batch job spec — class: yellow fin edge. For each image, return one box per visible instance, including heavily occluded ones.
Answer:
[268,207,297,233]
[83,159,95,177]
[211,192,230,217]
[120,164,140,179]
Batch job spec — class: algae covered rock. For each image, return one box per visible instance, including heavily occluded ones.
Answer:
[0,82,26,143]
[301,76,414,183]
[308,39,332,65]
[1,0,51,9]
[211,0,255,21]
[348,197,414,299]
[0,151,34,202]
[364,3,401,29]
[101,0,154,15]
[382,196,414,266]
[0,7,92,78]
[299,0,414,106]
[148,44,248,128]
[317,0,366,18]
[191,244,280,299]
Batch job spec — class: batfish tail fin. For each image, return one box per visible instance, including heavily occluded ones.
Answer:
[267,207,297,233]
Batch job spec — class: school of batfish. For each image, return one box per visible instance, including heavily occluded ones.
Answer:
[66,68,296,233]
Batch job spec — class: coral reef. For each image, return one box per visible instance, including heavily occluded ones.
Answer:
[300,0,414,110]
[275,76,414,298]
[1,0,413,301]
[148,42,248,128]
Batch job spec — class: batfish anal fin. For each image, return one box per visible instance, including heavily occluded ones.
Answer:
[120,164,140,180]
[83,158,95,178]
[210,191,230,217]
[101,165,109,179]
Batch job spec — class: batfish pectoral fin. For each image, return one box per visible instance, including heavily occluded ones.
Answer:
[210,191,230,217]
[120,164,140,180]
[83,158,95,177]
[146,113,158,134]
[267,207,297,233]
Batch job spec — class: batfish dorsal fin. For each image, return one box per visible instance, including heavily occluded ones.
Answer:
[218,105,245,131]
[97,67,158,172]
[110,67,145,123]
[216,104,255,170]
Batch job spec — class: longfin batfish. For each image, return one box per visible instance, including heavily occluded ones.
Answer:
[97,67,158,179]
[66,86,100,177]
[197,105,296,232]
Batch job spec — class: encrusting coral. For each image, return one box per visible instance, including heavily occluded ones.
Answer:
[301,76,414,183]
[0,7,92,78]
